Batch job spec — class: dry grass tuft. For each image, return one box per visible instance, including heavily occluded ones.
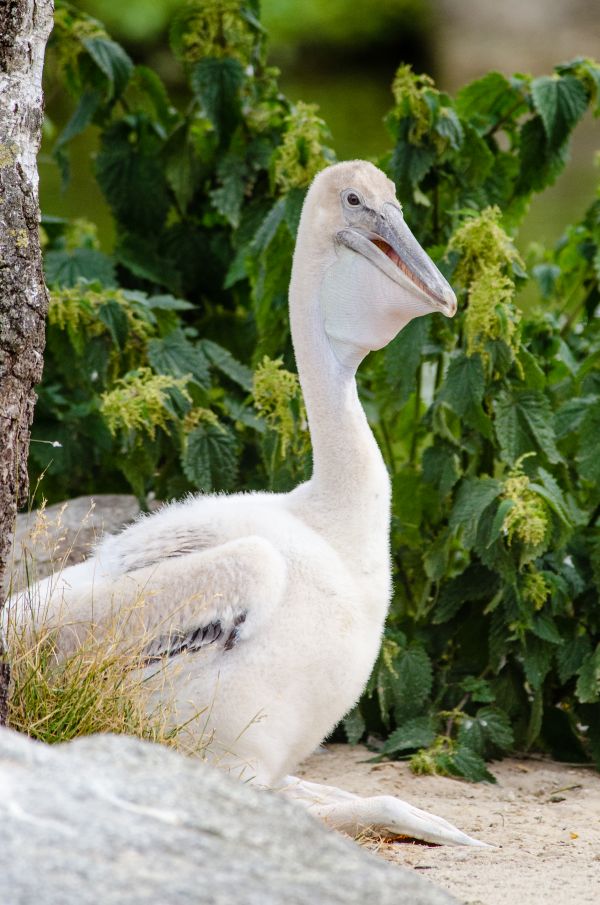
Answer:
[4,499,211,755]
[5,612,210,756]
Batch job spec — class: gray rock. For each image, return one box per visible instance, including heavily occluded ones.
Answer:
[5,495,144,593]
[0,730,460,905]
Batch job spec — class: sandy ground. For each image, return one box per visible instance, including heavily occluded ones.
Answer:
[299,744,600,905]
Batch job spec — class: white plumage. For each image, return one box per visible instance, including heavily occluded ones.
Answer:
[8,161,487,846]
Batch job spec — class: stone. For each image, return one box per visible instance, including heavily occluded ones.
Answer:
[5,495,145,593]
[0,729,459,905]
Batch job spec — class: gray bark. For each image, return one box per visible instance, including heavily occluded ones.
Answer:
[0,0,54,722]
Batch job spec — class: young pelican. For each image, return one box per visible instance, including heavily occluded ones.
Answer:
[9,161,486,847]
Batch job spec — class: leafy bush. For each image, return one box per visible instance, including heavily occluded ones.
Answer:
[34,1,600,778]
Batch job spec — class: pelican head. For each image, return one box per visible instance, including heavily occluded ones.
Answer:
[291,160,457,369]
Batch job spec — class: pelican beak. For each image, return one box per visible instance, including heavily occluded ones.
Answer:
[337,202,457,317]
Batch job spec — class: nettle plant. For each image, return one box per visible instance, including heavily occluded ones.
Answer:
[355,63,600,777]
[35,1,600,778]
[36,0,317,500]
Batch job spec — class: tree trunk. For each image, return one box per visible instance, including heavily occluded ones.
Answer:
[0,0,54,723]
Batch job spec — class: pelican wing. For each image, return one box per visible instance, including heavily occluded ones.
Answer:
[7,535,287,665]
[109,534,288,664]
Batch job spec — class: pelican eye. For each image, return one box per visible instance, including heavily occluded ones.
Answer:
[342,189,363,209]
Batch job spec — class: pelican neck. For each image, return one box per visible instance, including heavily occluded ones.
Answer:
[288,280,391,550]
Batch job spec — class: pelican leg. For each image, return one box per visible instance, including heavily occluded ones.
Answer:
[278,775,489,847]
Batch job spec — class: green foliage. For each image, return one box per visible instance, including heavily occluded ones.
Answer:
[384,60,599,239]
[36,3,600,780]
[273,102,334,192]
[251,355,310,489]
[169,0,262,66]
[352,60,600,779]
[100,368,192,438]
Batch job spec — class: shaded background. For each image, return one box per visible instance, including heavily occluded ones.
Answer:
[40,0,599,258]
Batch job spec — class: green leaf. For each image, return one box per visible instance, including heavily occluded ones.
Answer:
[129,65,174,127]
[532,263,560,300]
[283,188,306,237]
[560,558,586,599]
[475,503,516,576]
[579,399,600,484]
[450,477,502,548]
[423,528,452,581]
[249,221,294,356]
[556,58,600,112]
[147,330,211,388]
[190,57,244,143]
[461,676,495,703]
[494,390,561,464]
[374,658,398,725]
[343,707,366,745]
[451,745,496,783]
[434,107,463,149]
[457,716,486,755]
[384,316,429,405]
[53,89,102,182]
[210,152,248,228]
[439,352,485,416]
[98,300,129,349]
[200,340,253,392]
[433,563,499,624]
[223,396,265,434]
[484,151,520,213]
[44,249,116,288]
[239,3,266,34]
[252,199,287,253]
[392,467,425,544]
[83,37,133,100]
[146,294,195,311]
[116,443,156,500]
[164,125,204,213]
[455,72,527,133]
[557,634,592,684]
[517,347,546,390]
[96,118,170,231]
[422,441,460,498]
[391,644,433,714]
[516,115,569,196]
[523,636,553,689]
[526,688,544,749]
[531,75,588,147]
[486,498,514,548]
[519,393,562,463]
[182,422,239,491]
[116,234,181,292]
[488,609,507,672]
[380,717,436,755]
[531,612,563,645]
[389,139,435,202]
[477,703,515,752]
[456,124,495,186]
[577,347,600,383]
[224,247,248,289]
[529,468,574,527]
[576,645,600,704]
[554,396,596,439]
[592,542,600,596]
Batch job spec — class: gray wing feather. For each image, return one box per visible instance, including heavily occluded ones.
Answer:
[143,611,247,665]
